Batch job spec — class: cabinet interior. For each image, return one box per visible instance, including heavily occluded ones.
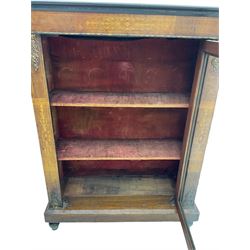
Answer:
[43,35,200,209]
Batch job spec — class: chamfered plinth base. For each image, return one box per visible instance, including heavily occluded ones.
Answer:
[44,198,199,225]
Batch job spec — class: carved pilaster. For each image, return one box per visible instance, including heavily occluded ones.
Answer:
[31,33,63,208]
[211,57,219,73]
[31,34,40,71]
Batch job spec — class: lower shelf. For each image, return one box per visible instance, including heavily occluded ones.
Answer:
[45,196,178,222]
[45,176,199,223]
[63,176,175,197]
[44,197,200,223]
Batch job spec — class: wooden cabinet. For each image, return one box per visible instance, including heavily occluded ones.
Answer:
[32,2,218,248]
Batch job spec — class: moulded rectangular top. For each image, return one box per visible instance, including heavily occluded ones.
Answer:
[32,0,219,17]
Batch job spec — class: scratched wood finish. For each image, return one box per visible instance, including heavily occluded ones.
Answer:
[64,176,175,197]
[57,139,182,160]
[32,11,218,38]
[31,34,62,207]
[46,36,198,93]
[62,160,179,177]
[50,91,190,108]
[56,107,187,139]
[176,42,219,208]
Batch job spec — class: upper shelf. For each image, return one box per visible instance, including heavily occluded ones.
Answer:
[50,90,189,108]
[57,139,182,161]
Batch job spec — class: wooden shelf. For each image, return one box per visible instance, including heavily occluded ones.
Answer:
[50,90,189,108]
[45,195,180,222]
[62,195,175,210]
[45,195,199,222]
[57,139,182,161]
[64,176,175,197]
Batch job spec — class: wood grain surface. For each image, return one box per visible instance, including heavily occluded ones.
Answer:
[45,195,179,222]
[55,107,187,139]
[62,160,179,177]
[32,11,218,38]
[202,40,219,57]
[64,195,175,210]
[181,54,219,204]
[44,196,198,222]
[47,36,198,93]
[50,90,190,108]
[176,42,219,208]
[31,34,63,207]
[32,5,218,233]
[57,139,182,160]
[64,176,175,197]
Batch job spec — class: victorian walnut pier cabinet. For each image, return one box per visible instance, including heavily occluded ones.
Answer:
[31,2,219,249]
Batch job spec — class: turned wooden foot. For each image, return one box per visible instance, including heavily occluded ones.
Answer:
[49,223,59,230]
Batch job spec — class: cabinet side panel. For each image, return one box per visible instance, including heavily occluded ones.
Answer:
[32,34,62,207]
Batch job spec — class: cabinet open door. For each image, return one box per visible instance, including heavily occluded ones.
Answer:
[176,40,219,249]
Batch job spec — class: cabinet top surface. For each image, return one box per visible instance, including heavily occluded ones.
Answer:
[32,0,219,17]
